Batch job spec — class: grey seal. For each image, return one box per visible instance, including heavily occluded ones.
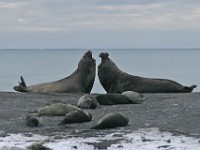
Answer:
[58,110,92,125]
[77,94,97,109]
[122,91,145,103]
[26,114,42,127]
[91,113,129,129]
[37,103,81,116]
[13,50,96,94]
[98,52,197,93]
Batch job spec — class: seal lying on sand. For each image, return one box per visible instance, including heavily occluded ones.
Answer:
[91,113,129,129]
[122,91,145,103]
[58,110,92,125]
[37,103,81,116]
[26,114,42,127]
[13,50,96,93]
[77,94,97,109]
[96,94,142,105]
[98,52,197,93]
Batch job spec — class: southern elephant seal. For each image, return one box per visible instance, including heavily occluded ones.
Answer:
[13,50,96,94]
[122,91,145,103]
[26,114,42,127]
[96,94,141,105]
[98,52,197,93]
[91,113,129,129]
[77,94,97,109]
[58,110,92,125]
[37,103,81,116]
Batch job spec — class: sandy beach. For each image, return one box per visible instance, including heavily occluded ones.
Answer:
[0,92,200,149]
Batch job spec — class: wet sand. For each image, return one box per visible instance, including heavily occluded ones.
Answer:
[0,92,200,148]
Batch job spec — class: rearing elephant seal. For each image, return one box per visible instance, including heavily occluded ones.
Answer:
[98,52,197,93]
[13,50,96,93]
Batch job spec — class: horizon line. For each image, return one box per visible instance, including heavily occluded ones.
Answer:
[0,48,200,50]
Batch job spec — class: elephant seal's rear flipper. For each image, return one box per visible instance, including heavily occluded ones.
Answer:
[182,85,197,93]
[20,76,27,87]
[13,76,28,92]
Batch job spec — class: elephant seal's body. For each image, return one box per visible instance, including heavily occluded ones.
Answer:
[91,113,129,129]
[26,114,42,127]
[98,52,196,93]
[77,94,97,109]
[37,103,81,116]
[58,110,92,125]
[14,50,96,93]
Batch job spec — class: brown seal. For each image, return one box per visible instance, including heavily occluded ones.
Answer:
[58,110,92,125]
[98,52,197,93]
[91,113,129,129]
[26,114,42,127]
[77,94,97,109]
[13,50,96,93]
[37,103,81,116]
[96,94,140,105]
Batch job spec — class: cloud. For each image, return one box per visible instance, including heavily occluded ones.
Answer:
[0,0,200,32]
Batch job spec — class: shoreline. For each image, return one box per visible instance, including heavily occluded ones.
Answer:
[0,92,200,148]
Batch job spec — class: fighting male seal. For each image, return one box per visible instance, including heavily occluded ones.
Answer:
[91,113,129,129]
[98,52,197,93]
[13,50,96,93]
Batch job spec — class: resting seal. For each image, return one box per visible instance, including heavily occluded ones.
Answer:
[77,94,97,109]
[26,114,42,127]
[91,113,129,129]
[96,94,140,105]
[37,103,81,116]
[98,52,197,93]
[58,110,92,125]
[122,91,145,103]
[13,50,96,93]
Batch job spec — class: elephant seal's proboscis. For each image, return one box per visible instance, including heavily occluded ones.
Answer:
[98,52,197,93]
[13,50,96,94]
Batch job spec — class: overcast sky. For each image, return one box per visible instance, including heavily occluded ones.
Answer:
[0,0,200,49]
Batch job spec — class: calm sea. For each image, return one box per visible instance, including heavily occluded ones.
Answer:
[0,49,199,93]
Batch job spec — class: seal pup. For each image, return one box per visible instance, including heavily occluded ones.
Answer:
[91,113,129,129]
[122,91,145,104]
[77,94,97,109]
[13,50,96,94]
[37,103,81,116]
[58,110,92,125]
[98,52,197,93]
[26,114,42,127]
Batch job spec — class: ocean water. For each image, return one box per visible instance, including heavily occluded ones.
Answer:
[0,49,199,93]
